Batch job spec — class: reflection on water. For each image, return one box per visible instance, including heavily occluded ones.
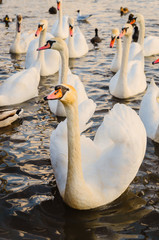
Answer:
[0,0,159,239]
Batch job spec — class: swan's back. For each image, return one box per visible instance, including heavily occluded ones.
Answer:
[0,62,40,106]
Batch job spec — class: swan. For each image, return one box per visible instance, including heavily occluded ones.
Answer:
[110,28,122,73]
[25,19,60,76]
[0,59,40,106]
[110,27,143,73]
[128,13,159,57]
[0,108,23,128]
[65,17,88,58]
[90,28,102,46]
[51,0,69,39]
[109,23,147,99]
[139,79,159,143]
[44,83,146,210]
[77,10,92,22]
[9,14,35,54]
[139,58,159,142]
[37,37,88,116]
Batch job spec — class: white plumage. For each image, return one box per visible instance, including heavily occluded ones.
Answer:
[48,84,147,210]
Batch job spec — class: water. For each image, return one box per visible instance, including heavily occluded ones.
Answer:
[0,0,159,239]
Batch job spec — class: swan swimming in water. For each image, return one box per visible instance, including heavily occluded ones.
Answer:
[25,19,60,76]
[44,83,146,210]
[37,37,88,116]
[10,14,35,54]
[139,58,159,143]
[128,13,159,57]
[109,23,146,99]
[65,17,88,58]
[51,0,69,39]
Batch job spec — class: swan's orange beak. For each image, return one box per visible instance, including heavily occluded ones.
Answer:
[35,25,43,37]
[118,28,126,39]
[152,58,159,65]
[110,37,115,48]
[129,19,136,25]
[37,42,51,51]
[44,89,63,100]
[57,1,60,10]
[69,26,73,37]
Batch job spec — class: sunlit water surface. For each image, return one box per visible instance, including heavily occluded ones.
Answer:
[0,0,159,239]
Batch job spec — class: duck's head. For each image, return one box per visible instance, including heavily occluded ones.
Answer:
[37,37,67,52]
[44,84,77,105]
[35,19,48,37]
[152,58,159,65]
[57,0,61,11]
[16,14,22,32]
[110,28,120,48]
[68,17,74,37]
[117,23,133,39]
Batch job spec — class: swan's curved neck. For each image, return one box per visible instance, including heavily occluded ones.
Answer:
[138,18,145,47]
[117,34,132,94]
[58,4,63,30]
[58,45,69,84]
[15,23,21,40]
[37,28,47,61]
[67,29,76,55]
[63,99,87,207]
[116,38,122,57]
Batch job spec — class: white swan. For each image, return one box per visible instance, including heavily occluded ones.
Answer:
[44,84,146,210]
[109,23,147,99]
[128,13,159,57]
[65,17,88,58]
[51,0,69,39]
[0,109,23,128]
[139,79,159,143]
[139,58,159,142]
[37,37,88,117]
[110,27,144,73]
[0,60,40,106]
[9,15,35,54]
[110,28,122,73]
[25,19,60,76]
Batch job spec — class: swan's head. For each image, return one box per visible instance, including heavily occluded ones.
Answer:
[44,84,77,105]
[35,19,48,37]
[127,13,144,25]
[16,14,22,32]
[152,58,159,65]
[68,17,74,37]
[57,0,61,11]
[110,28,120,48]
[117,24,133,39]
[37,37,67,52]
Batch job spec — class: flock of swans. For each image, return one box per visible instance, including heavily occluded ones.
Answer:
[0,0,159,210]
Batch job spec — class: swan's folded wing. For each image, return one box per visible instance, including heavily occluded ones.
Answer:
[91,103,146,203]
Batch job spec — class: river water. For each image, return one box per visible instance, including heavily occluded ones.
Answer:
[0,0,159,239]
